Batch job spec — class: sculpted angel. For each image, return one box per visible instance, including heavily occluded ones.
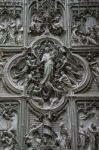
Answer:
[12,48,38,85]
[59,71,73,93]
[30,14,43,35]
[50,14,64,35]
[57,47,83,88]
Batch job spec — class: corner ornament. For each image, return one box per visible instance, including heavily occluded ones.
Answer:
[3,38,91,98]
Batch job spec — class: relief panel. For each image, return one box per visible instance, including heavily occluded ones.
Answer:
[71,3,99,47]
[0,2,23,46]
[77,101,99,150]
[28,0,65,44]
[70,0,99,4]
[0,1,98,150]
[0,101,20,150]
[86,53,99,91]
[3,38,91,94]
[25,101,71,150]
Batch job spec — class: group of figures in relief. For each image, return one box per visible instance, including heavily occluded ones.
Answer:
[72,10,99,46]
[30,12,64,36]
[29,0,64,36]
[25,114,71,150]
[11,40,85,109]
[78,102,99,150]
[79,122,99,150]
[0,8,23,45]
[0,104,19,150]
[1,1,99,150]
[87,52,99,89]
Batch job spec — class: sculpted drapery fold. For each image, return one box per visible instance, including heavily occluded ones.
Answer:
[0,0,99,150]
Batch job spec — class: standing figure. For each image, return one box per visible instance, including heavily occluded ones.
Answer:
[79,124,88,150]
[84,12,97,34]
[16,24,23,45]
[40,47,54,86]
[59,122,71,150]
[87,123,98,150]
[8,19,16,44]
[0,24,5,44]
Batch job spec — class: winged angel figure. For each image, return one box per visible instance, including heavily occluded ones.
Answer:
[11,44,84,104]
